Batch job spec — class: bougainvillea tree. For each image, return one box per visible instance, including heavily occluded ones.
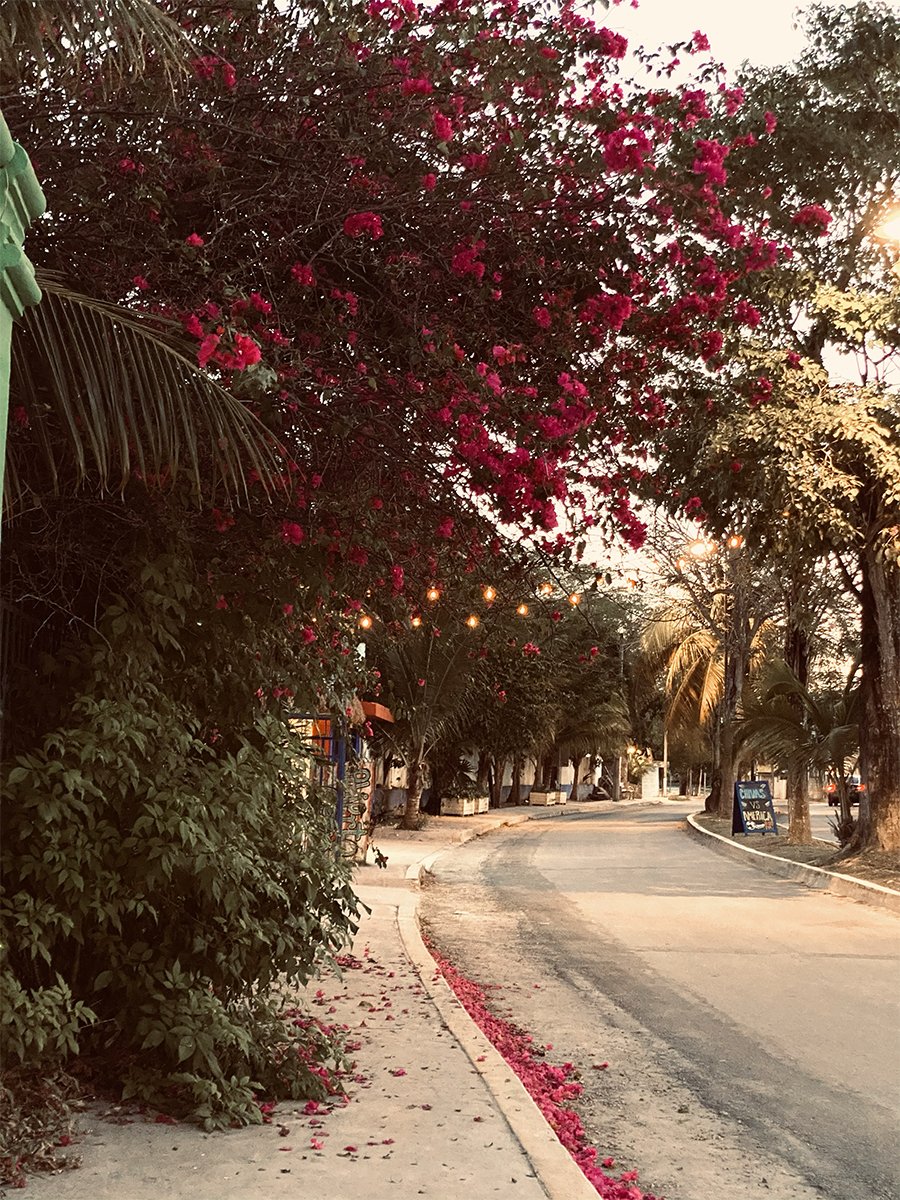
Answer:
[2,0,794,1133]
[7,0,783,568]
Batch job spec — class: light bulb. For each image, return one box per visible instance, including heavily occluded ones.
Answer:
[482,585,496,602]
[426,586,441,602]
[359,614,373,630]
[466,614,480,629]
[516,603,529,616]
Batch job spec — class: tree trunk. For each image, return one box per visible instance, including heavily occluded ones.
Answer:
[786,763,812,844]
[476,750,490,793]
[490,754,507,808]
[710,561,751,818]
[848,543,900,853]
[400,757,423,830]
[508,755,523,805]
[785,599,813,845]
[570,754,584,801]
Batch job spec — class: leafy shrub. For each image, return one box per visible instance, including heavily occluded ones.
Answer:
[1,555,360,1128]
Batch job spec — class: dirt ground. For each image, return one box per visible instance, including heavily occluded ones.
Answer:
[695,811,900,890]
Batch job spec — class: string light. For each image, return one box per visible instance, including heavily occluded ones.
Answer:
[466,614,480,629]
[359,614,373,630]
[516,603,529,616]
[727,534,744,550]
[482,585,496,603]
[426,585,441,602]
[568,592,581,606]
[539,582,553,596]
[411,616,422,628]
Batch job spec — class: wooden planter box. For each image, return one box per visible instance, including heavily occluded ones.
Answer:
[442,796,476,817]
[529,790,560,806]
[474,795,490,814]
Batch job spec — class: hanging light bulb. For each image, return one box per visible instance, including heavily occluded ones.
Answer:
[466,614,480,629]
[568,592,581,606]
[359,614,373,630]
[516,603,529,616]
[539,582,553,596]
[411,615,422,628]
[426,585,441,602]
[727,534,744,550]
[482,585,496,603]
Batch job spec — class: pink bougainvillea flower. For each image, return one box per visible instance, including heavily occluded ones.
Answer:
[792,203,832,235]
[185,232,205,247]
[342,211,384,239]
[422,172,437,190]
[291,262,316,286]
[197,332,220,367]
[390,1067,407,1075]
[432,110,453,141]
[281,520,305,545]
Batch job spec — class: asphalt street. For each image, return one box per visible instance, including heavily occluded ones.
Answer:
[420,803,900,1200]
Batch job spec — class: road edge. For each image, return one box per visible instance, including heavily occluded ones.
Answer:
[395,819,600,1200]
[685,812,900,915]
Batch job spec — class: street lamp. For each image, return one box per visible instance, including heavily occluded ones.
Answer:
[873,207,900,246]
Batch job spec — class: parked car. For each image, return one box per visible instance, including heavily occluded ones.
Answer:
[825,777,864,806]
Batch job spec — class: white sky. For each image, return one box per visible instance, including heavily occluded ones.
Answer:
[604,0,832,71]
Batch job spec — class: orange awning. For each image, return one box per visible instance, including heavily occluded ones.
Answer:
[362,701,395,723]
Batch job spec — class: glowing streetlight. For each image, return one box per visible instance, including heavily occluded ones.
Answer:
[873,207,900,246]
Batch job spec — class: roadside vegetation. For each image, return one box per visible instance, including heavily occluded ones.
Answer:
[1,0,897,1186]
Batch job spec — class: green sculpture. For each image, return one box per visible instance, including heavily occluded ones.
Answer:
[0,108,45,531]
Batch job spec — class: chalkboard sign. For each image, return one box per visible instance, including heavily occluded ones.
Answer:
[732,780,778,836]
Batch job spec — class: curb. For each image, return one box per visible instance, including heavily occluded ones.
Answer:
[395,892,598,1200]
[685,812,900,915]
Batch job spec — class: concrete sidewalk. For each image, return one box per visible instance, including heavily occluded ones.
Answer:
[26,801,623,1200]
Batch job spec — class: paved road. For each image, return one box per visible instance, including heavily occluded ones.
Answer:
[420,803,900,1200]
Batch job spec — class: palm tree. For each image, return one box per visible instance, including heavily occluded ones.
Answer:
[7,276,285,512]
[642,592,774,815]
[2,7,286,518]
[738,661,861,828]
[1,1,193,92]
[370,628,480,829]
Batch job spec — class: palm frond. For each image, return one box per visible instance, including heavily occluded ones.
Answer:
[1,0,195,90]
[7,275,288,512]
